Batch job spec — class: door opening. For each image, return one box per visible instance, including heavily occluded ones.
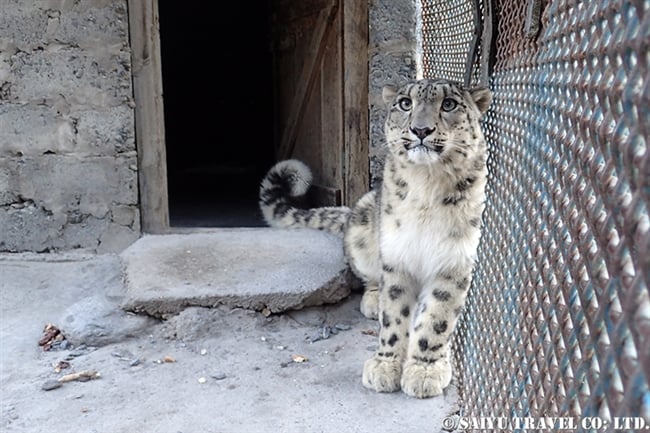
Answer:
[158,1,274,227]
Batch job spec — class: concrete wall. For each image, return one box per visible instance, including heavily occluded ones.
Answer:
[0,0,139,252]
[368,0,418,187]
[0,0,417,252]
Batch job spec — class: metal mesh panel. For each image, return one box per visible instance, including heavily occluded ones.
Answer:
[420,0,478,84]
[421,0,650,429]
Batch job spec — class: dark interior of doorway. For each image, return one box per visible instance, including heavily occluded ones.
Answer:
[158,1,274,227]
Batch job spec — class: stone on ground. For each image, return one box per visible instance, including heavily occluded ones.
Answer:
[59,295,156,346]
[120,229,358,317]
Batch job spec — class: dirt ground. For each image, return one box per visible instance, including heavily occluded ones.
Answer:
[0,252,459,433]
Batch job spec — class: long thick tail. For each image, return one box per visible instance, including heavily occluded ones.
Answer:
[259,160,351,235]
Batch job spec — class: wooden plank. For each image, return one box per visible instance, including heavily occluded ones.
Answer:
[127,0,169,233]
[319,3,343,198]
[277,0,339,160]
[342,0,369,204]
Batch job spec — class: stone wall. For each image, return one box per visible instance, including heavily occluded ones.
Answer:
[0,0,418,252]
[0,0,139,252]
[368,0,418,187]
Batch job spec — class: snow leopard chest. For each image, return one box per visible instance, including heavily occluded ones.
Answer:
[378,189,482,283]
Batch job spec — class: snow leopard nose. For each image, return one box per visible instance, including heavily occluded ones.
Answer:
[411,127,434,140]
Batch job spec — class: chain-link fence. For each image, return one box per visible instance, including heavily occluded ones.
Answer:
[420,0,479,85]
[420,0,650,430]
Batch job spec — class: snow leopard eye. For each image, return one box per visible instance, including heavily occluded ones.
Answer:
[441,98,458,112]
[397,97,412,111]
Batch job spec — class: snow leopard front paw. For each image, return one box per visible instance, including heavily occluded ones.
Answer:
[362,356,402,393]
[359,286,379,319]
[400,357,452,398]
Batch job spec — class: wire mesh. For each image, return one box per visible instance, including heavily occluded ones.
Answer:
[420,0,478,85]
[420,0,650,429]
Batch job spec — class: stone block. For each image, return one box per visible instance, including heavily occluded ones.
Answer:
[50,2,129,49]
[0,5,49,51]
[0,201,65,252]
[0,102,134,157]
[13,155,138,214]
[121,230,360,317]
[0,1,128,51]
[369,0,417,48]
[0,155,139,252]
[0,104,75,157]
[74,105,135,154]
[8,44,132,107]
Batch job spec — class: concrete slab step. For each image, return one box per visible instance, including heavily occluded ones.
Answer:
[120,228,358,317]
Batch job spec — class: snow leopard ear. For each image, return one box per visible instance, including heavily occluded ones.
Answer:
[469,87,492,113]
[382,85,398,105]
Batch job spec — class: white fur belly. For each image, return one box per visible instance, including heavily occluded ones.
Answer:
[380,214,479,282]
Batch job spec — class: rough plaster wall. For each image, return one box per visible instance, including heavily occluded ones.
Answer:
[0,0,139,252]
[368,0,418,187]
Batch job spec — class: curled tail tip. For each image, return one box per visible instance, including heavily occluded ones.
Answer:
[259,159,312,228]
[264,159,312,197]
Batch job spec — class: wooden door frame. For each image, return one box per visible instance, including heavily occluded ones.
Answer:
[342,1,369,205]
[127,0,368,231]
[128,0,169,233]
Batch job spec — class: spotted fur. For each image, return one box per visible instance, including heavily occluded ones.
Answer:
[259,78,492,398]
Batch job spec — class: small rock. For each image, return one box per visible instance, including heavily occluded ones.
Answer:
[321,326,332,339]
[308,332,323,343]
[308,326,334,343]
[42,380,62,391]
[59,296,155,347]
[53,361,71,373]
[129,359,141,367]
[211,372,227,380]
[291,354,308,363]
[200,349,208,356]
[335,323,351,331]
[197,377,207,384]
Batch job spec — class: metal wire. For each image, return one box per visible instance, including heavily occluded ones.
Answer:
[420,0,478,85]
[420,0,650,429]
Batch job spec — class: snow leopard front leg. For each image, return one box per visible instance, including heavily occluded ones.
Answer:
[400,270,471,398]
[362,268,417,393]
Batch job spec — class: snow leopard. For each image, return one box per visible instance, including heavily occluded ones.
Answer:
[259,78,492,398]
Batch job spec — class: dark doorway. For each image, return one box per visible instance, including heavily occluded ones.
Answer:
[158,1,274,227]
